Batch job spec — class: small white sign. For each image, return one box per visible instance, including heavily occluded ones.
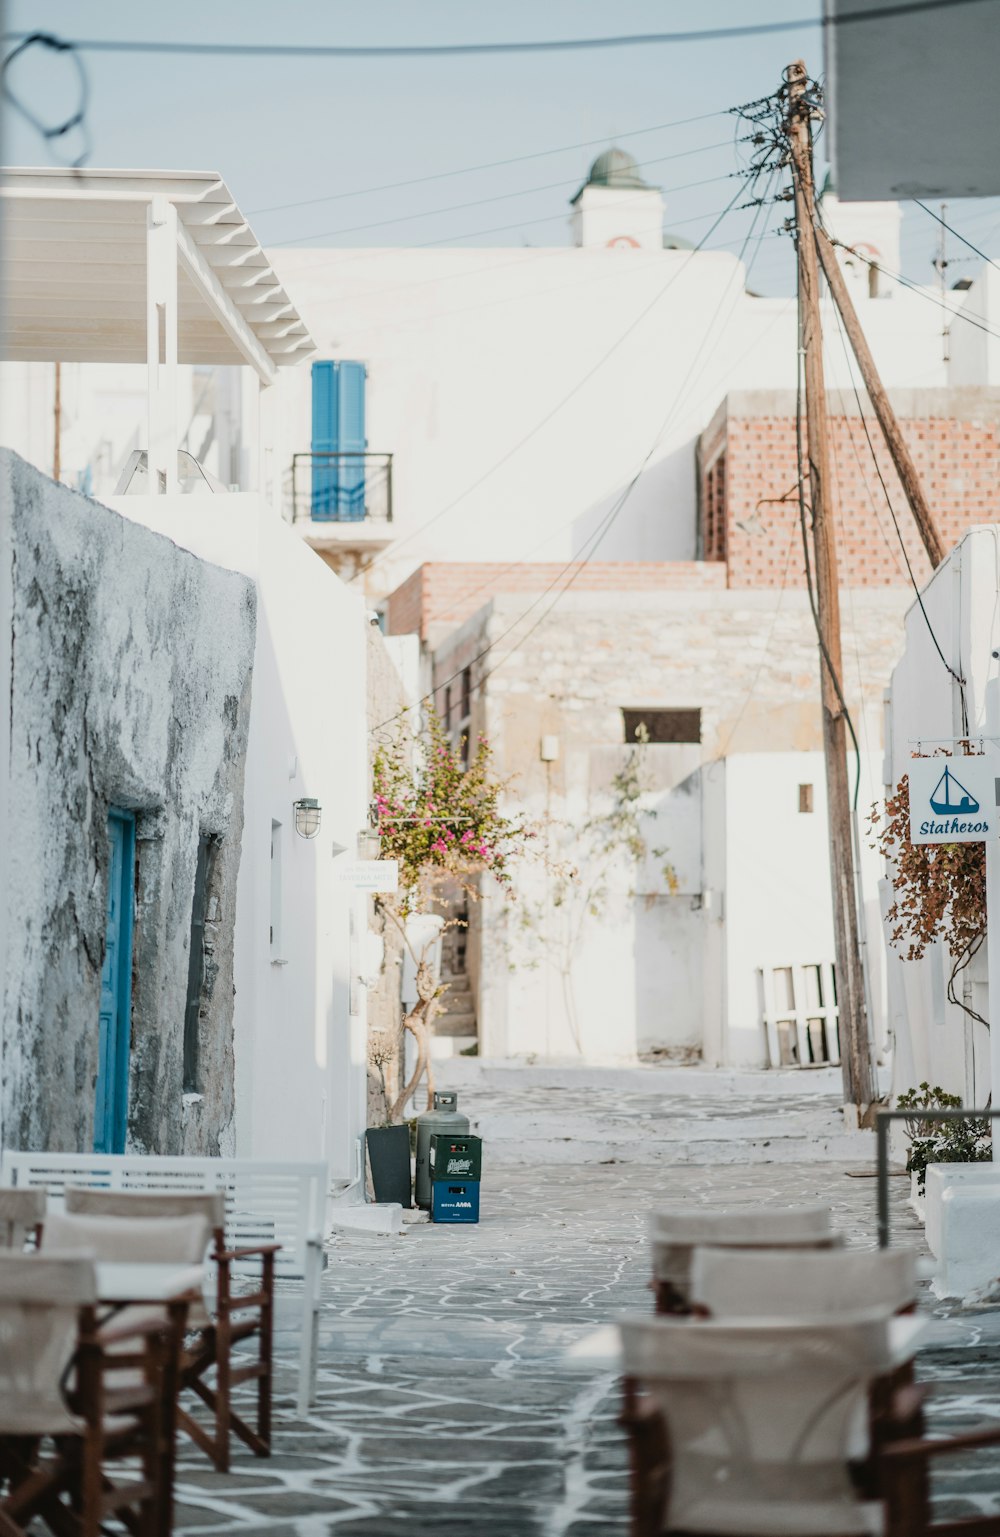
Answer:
[908,758,999,844]
[336,859,399,892]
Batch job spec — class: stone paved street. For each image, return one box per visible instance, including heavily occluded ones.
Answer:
[171,1071,1000,1535]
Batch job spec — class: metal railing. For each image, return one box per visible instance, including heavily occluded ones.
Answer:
[288,451,393,527]
[875,1106,1000,1247]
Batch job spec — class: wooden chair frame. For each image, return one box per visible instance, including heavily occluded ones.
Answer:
[176,1224,279,1473]
[0,1301,179,1537]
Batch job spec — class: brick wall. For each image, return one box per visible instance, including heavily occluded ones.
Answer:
[385,560,727,640]
[700,391,1000,589]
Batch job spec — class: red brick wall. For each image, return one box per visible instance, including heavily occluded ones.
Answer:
[385,561,727,639]
[707,413,1000,589]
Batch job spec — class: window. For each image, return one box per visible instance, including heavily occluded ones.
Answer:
[798,783,814,814]
[622,708,701,745]
[270,820,283,959]
[443,684,452,730]
[183,835,213,1093]
[458,667,473,767]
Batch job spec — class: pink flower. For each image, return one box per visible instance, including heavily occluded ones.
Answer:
[430,838,448,854]
[460,830,474,846]
[423,819,432,828]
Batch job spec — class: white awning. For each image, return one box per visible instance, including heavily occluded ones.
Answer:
[0,168,315,381]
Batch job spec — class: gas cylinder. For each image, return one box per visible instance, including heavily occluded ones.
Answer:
[415,1091,470,1209]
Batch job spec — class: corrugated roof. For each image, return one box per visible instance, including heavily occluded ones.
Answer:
[0,168,315,377]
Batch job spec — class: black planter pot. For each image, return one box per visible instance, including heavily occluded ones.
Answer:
[366,1125,412,1207]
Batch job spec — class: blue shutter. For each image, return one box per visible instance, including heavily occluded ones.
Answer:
[311,360,367,521]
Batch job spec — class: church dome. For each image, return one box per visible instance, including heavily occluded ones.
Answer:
[585,147,650,191]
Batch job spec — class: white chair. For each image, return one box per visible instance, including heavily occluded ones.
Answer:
[649,1205,839,1313]
[620,1311,895,1536]
[689,1245,918,1320]
[1,1150,327,1415]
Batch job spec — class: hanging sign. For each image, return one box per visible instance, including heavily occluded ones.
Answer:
[336,859,399,892]
[908,758,998,845]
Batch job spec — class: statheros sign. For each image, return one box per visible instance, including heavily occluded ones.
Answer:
[908,757,999,845]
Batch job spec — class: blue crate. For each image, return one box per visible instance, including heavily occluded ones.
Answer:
[431,1181,480,1224]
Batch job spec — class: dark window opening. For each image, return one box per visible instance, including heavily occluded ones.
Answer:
[702,452,727,562]
[443,684,452,730]
[183,835,213,1093]
[622,708,701,745]
[461,667,472,720]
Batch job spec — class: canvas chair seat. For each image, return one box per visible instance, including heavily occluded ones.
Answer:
[650,1205,840,1310]
[689,1246,918,1321]
[0,1253,95,1435]
[0,1187,46,1251]
[619,1311,894,1536]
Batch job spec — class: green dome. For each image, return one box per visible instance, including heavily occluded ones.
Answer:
[585,147,650,191]
[663,232,695,250]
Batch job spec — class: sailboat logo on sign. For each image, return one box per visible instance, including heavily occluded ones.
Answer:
[930,765,979,817]
[918,763,989,837]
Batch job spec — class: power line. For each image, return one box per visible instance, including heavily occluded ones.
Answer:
[248,112,729,217]
[912,197,1000,281]
[371,167,775,732]
[4,2,988,60]
[272,164,740,248]
[824,235,1000,344]
[350,175,755,587]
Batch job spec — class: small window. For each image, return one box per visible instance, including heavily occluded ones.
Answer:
[461,667,472,720]
[798,783,814,814]
[183,835,213,1093]
[622,708,701,745]
[443,685,452,730]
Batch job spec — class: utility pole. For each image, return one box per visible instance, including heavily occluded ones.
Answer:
[786,60,875,1119]
[934,203,950,364]
[813,227,946,569]
[53,361,61,483]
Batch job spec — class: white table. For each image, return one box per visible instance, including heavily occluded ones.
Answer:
[563,1313,931,1371]
[95,1262,205,1303]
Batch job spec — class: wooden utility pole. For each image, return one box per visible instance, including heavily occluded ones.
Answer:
[814,226,946,569]
[786,60,875,1117]
[53,360,61,483]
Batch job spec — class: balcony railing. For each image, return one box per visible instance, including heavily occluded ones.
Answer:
[288,451,393,527]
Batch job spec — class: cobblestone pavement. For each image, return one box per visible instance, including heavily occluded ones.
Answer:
[170,1079,1000,1536]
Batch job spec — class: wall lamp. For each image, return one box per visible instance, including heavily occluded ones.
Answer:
[293,798,322,839]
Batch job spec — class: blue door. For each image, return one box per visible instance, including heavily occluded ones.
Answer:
[311,360,367,521]
[95,809,135,1154]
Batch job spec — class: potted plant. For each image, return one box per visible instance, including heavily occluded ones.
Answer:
[897,1081,991,1218]
[365,1030,413,1206]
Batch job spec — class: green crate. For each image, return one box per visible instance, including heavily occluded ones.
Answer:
[429,1133,482,1182]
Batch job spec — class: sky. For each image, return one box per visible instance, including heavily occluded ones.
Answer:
[3,1,1000,298]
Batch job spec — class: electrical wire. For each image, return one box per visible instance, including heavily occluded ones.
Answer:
[823,235,1000,344]
[272,166,740,248]
[249,114,731,218]
[0,31,90,165]
[912,198,1000,281]
[349,175,756,586]
[371,166,777,735]
[5,2,988,59]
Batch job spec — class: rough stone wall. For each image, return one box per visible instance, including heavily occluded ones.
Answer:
[1,452,255,1156]
[364,625,409,1124]
[699,389,1000,589]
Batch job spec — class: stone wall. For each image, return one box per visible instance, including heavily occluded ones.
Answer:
[0,452,255,1155]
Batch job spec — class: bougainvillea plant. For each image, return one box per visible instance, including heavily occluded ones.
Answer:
[371,708,530,1121]
[869,771,986,1024]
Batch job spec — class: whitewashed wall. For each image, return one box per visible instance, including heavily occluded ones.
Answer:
[108,492,370,1187]
[272,236,955,598]
[883,525,1000,1107]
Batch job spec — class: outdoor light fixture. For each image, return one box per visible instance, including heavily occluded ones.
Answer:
[293,798,322,839]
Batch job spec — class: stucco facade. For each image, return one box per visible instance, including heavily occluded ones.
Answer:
[0,451,255,1156]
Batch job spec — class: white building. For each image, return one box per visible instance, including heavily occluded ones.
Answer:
[0,169,374,1192]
